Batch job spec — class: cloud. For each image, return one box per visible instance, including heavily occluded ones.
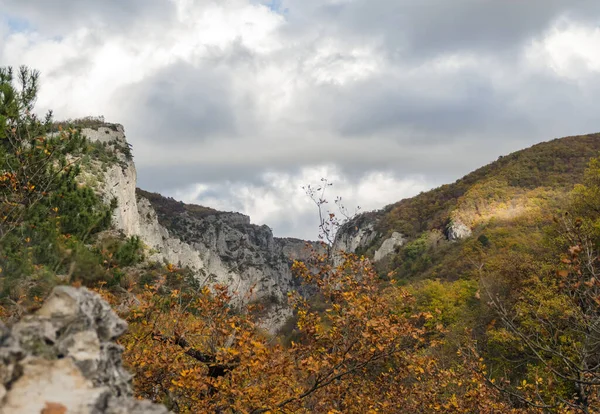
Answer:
[173,166,430,239]
[2,0,600,238]
[277,0,600,59]
[116,61,239,143]
[0,0,175,35]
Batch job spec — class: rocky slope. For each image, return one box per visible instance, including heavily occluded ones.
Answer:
[0,286,168,414]
[83,124,315,333]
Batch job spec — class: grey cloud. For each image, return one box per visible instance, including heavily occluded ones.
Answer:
[325,76,517,137]
[136,164,262,194]
[128,54,600,199]
[113,61,239,145]
[281,0,600,60]
[1,0,175,35]
[5,0,600,237]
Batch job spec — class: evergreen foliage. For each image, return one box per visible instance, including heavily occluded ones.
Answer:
[0,66,116,304]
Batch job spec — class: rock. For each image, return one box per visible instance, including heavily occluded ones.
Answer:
[135,193,316,334]
[0,286,169,414]
[447,219,472,241]
[331,213,381,266]
[85,125,318,334]
[373,232,405,262]
[333,222,377,255]
[1,358,106,414]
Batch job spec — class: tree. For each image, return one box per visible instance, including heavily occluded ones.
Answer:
[0,66,100,241]
[113,244,522,413]
[0,66,113,304]
[303,178,360,248]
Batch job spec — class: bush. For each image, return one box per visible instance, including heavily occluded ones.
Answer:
[115,236,144,267]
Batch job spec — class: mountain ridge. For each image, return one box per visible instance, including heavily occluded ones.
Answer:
[333,132,600,273]
[80,121,600,333]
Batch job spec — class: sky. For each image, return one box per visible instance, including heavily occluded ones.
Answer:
[1,0,600,240]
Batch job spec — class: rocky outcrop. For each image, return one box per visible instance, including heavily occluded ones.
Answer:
[84,124,315,333]
[135,196,205,271]
[83,126,141,237]
[373,232,405,262]
[0,286,168,414]
[331,214,380,265]
[333,222,377,255]
[447,219,472,241]
[136,191,315,312]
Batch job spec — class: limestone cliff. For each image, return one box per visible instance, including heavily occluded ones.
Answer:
[331,202,472,264]
[331,212,382,265]
[83,124,314,333]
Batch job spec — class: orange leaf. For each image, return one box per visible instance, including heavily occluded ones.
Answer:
[41,402,67,414]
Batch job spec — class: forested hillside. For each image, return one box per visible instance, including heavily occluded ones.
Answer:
[2,66,600,413]
[378,133,600,236]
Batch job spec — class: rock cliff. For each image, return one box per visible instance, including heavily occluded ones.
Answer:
[0,286,168,414]
[331,206,472,263]
[373,232,405,262]
[83,124,315,333]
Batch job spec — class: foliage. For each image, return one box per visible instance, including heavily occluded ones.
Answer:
[113,235,145,267]
[0,66,115,308]
[3,65,600,413]
[114,251,519,413]
[480,157,600,412]
[52,115,111,131]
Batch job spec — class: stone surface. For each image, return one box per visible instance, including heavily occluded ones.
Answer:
[332,217,379,265]
[447,219,472,241]
[333,222,377,255]
[0,286,169,414]
[373,232,405,262]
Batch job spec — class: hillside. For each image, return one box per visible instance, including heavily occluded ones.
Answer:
[335,133,600,281]
[328,133,600,410]
[381,133,600,234]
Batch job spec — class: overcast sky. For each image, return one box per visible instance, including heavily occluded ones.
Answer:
[2,1,600,239]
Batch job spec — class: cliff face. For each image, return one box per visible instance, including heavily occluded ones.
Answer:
[135,189,311,320]
[84,125,314,333]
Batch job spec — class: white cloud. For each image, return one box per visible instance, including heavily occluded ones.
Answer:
[526,19,600,79]
[173,166,428,239]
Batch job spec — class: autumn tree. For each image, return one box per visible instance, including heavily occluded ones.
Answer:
[114,242,524,413]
